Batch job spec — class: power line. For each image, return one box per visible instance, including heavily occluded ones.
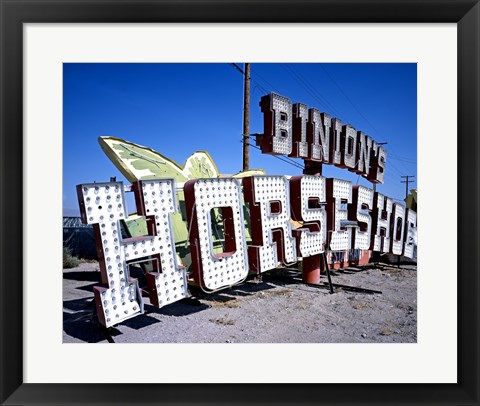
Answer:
[281,64,344,119]
[319,64,387,143]
[389,154,417,164]
[316,66,418,181]
[231,63,269,94]
[249,66,281,94]
[389,157,416,176]
[230,64,414,197]
[276,64,409,179]
[230,63,244,75]
[239,139,305,171]
[286,65,413,180]
[386,159,409,177]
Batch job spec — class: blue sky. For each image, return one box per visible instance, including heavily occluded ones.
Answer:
[63,63,416,215]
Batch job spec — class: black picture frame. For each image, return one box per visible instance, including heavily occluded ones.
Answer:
[1,1,478,405]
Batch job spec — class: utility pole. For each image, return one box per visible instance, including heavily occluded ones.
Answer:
[401,175,415,200]
[242,63,250,172]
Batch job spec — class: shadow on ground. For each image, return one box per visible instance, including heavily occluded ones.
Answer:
[64,265,361,342]
[63,270,101,282]
[63,298,121,343]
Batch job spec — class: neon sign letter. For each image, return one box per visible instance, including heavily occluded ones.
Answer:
[243,175,297,274]
[184,178,249,291]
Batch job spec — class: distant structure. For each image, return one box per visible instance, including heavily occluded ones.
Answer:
[405,189,417,212]
[63,216,96,259]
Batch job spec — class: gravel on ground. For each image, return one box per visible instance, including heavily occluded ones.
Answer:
[63,261,416,344]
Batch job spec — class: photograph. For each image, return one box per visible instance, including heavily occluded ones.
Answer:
[63,63,418,344]
[2,1,478,403]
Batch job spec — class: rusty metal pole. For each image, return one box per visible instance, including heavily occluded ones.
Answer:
[302,255,321,285]
[242,63,250,172]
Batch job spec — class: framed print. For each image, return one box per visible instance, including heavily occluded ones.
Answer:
[1,0,479,405]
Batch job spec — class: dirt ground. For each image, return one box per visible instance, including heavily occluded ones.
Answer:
[63,261,417,343]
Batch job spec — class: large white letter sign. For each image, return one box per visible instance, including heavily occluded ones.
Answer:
[256,92,389,185]
[354,131,373,176]
[368,144,387,184]
[326,178,353,251]
[370,193,393,253]
[330,118,343,166]
[403,208,417,259]
[132,179,189,306]
[341,124,357,169]
[77,182,143,327]
[289,175,327,257]
[348,186,374,250]
[243,175,297,274]
[184,178,249,291]
[390,203,406,255]
[258,93,293,155]
[306,108,324,162]
[77,180,188,328]
[289,103,309,159]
